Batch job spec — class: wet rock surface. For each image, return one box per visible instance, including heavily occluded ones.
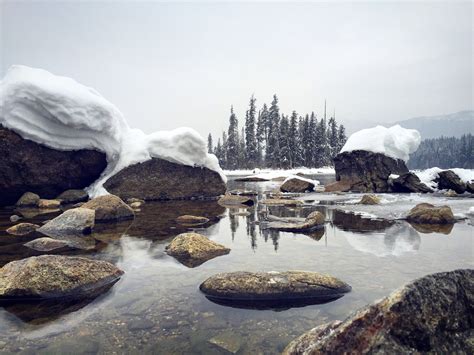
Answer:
[6,223,40,236]
[15,192,40,207]
[37,208,95,237]
[267,211,325,232]
[218,194,255,207]
[436,170,466,194]
[334,150,409,192]
[103,157,226,201]
[176,215,210,225]
[56,189,89,204]
[406,203,455,224]
[0,255,124,300]
[166,233,230,267]
[82,195,134,222]
[359,194,380,205]
[0,127,107,207]
[391,172,433,193]
[280,178,315,193]
[284,269,474,354]
[23,237,74,252]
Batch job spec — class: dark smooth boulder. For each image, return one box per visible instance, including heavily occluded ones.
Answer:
[284,269,474,354]
[280,178,315,193]
[436,170,466,194]
[0,127,107,207]
[103,157,226,201]
[333,150,408,192]
[466,181,474,193]
[406,203,455,224]
[391,172,433,193]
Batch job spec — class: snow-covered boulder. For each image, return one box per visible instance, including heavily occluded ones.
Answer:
[280,175,319,193]
[333,125,420,193]
[0,65,225,203]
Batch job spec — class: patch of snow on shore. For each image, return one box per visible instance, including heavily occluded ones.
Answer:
[341,125,421,162]
[413,167,474,190]
[225,167,335,179]
[0,65,225,196]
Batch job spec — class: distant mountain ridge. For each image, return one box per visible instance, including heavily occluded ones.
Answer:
[393,110,473,139]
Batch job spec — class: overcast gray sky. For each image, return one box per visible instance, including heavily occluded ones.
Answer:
[1,1,472,139]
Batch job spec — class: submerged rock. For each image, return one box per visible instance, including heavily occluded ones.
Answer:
[38,199,61,209]
[284,269,473,354]
[56,189,89,204]
[15,192,40,207]
[280,178,315,193]
[333,150,409,193]
[23,237,73,252]
[9,215,21,223]
[82,195,134,222]
[234,176,269,182]
[0,127,107,207]
[406,203,455,224]
[37,208,95,237]
[0,255,124,300]
[390,172,433,193]
[260,199,303,206]
[200,271,351,308]
[359,194,381,205]
[6,223,40,236]
[218,194,255,207]
[436,170,466,194]
[267,211,325,232]
[166,233,230,267]
[209,332,243,354]
[176,215,210,225]
[103,157,226,201]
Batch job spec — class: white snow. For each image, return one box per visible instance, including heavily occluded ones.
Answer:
[413,167,474,190]
[468,206,474,216]
[282,175,320,187]
[227,167,335,180]
[340,125,421,162]
[0,65,225,196]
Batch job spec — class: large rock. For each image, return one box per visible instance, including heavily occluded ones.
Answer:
[406,203,455,224]
[37,208,95,237]
[200,271,351,308]
[56,189,89,204]
[0,127,107,207]
[284,269,473,354]
[218,194,255,207]
[103,157,226,201]
[15,192,40,207]
[82,195,134,222]
[280,178,315,193]
[390,172,433,193]
[0,255,124,300]
[267,211,325,232]
[166,233,230,267]
[436,170,466,194]
[333,150,409,192]
[359,194,381,205]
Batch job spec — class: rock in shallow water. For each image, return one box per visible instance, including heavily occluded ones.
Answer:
[15,192,40,207]
[0,255,124,300]
[267,211,325,232]
[166,233,230,267]
[23,237,73,252]
[6,223,40,236]
[56,189,89,204]
[37,208,95,237]
[390,172,433,193]
[280,178,315,193]
[436,170,466,194]
[358,194,380,205]
[406,203,455,224]
[82,195,134,222]
[200,271,351,309]
[38,199,61,209]
[218,194,255,207]
[176,215,210,225]
[284,269,473,354]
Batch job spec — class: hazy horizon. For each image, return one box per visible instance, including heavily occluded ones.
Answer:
[2,1,472,139]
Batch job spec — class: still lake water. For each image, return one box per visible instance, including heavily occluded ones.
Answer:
[0,174,472,354]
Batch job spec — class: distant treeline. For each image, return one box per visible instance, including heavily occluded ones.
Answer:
[408,134,473,169]
[208,95,347,170]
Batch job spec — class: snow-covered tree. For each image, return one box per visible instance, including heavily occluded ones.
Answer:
[207,133,213,154]
[245,95,258,168]
[226,106,239,170]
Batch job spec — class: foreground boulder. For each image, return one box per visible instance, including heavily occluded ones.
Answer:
[0,127,107,207]
[15,192,40,207]
[280,178,315,193]
[359,194,381,205]
[284,269,473,354]
[37,208,95,237]
[82,195,134,222]
[200,271,351,309]
[333,150,409,192]
[56,189,89,204]
[6,223,40,236]
[176,215,210,225]
[166,233,230,267]
[103,158,226,201]
[436,170,466,194]
[218,194,255,207]
[267,211,325,232]
[390,172,433,193]
[406,203,455,224]
[0,255,124,300]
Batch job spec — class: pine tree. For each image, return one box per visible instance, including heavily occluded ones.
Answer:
[239,127,246,168]
[207,133,213,154]
[245,95,258,168]
[279,114,291,168]
[221,131,228,169]
[289,111,301,167]
[266,95,281,168]
[301,114,312,167]
[337,125,347,153]
[327,117,338,158]
[226,106,239,170]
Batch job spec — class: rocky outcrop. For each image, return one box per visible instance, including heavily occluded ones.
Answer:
[103,157,226,201]
[284,269,473,354]
[436,170,466,194]
[15,192,40,207]
[0,127,107,207]
[56,189,89,204]
[166,233,230,267]
[266,211,325,232]
[406,203,455,224]
[176,215,210,226]
[218,194,255,207]
[280,178,315,193]
[359,194,381,205]
[6,223,40,236]
[0,255,124,300]
[333,150,409,192]
[82,195,134,222]
[37,208,95,237]
[390,172,433,193]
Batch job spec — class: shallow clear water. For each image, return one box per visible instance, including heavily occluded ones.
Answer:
[0,175,472,354]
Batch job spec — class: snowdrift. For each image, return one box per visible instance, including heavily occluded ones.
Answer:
[340,125,421,162]
[0,65,225,196]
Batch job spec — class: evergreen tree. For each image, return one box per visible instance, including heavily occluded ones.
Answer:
[309,112,318,167]
[221,131,228,169]
[337,125,347,153]
[215,138,223,164]
[279,114,291,168]
[327,117,339,158]
[266,95,281,168]
[301,114,312,167]
[245,95,258,168]
[207,133,213,154]
[239,127,246,168]
[226,106,239,170]
[289,111,302,167]
[256,105,268,166]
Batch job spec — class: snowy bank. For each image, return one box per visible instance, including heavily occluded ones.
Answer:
[340,125,421,162]
[0,65,225,196]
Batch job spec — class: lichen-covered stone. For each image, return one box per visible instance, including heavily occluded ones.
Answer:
[6,223,40,236]
[406,203,455,224]
[0,255,124,299]
[284,269,473,354]
[38,199,61,209]
[23,237,72,252]
[15,192,40,207]
[37,208,95,237]
[359,194,381,205]
[82,195,134,222]
[166,233,230,267]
